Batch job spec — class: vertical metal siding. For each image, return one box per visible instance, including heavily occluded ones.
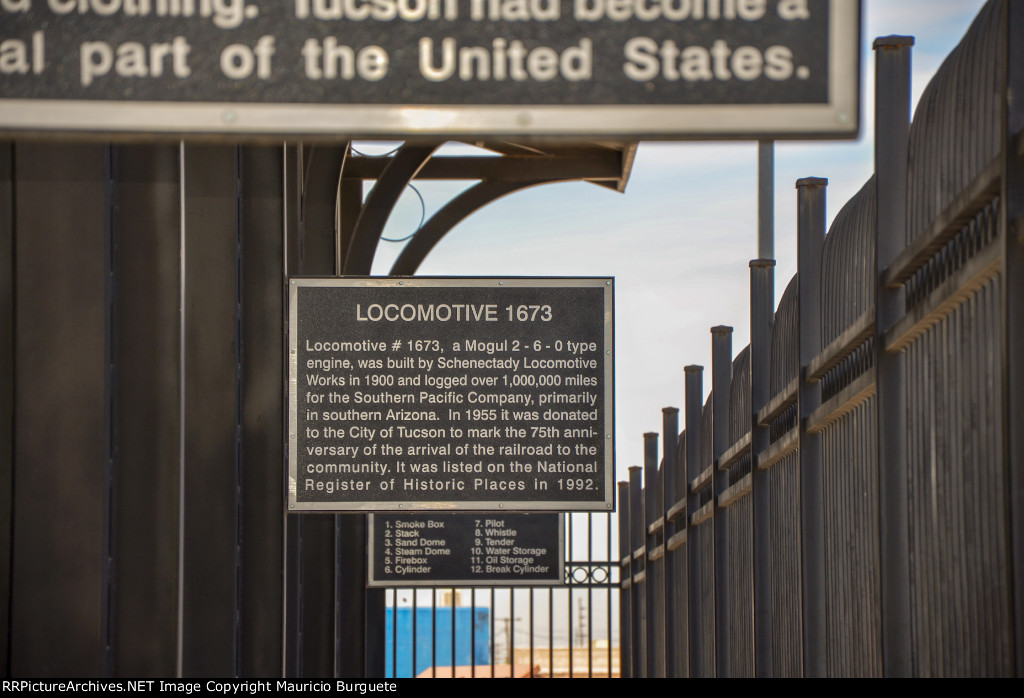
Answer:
[238,146,287,677]
[180,145,244,676]
[110,145,183,676]
[10,143,109,677]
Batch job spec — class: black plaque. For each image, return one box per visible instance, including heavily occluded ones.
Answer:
[0,1,860,139]
[288,277,613,511]
[368,512,563,586]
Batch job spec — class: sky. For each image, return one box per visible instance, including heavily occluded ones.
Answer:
[361,0,991,486]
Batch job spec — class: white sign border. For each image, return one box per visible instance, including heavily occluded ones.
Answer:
[1,0,859,141]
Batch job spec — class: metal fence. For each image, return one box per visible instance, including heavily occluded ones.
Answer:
[620,0,1023,676]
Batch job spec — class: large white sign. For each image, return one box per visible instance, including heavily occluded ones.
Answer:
[0,0,860,139]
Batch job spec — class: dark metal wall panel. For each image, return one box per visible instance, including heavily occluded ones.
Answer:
[10,143,110,676]
[904,276,1012,676]
[906,0,1003,245]
[180,145,241,676]
[0,142,12,677]
[820,400,881,677]
[766,451,802,676]
[110,145,182,676]
[238,146,287,677]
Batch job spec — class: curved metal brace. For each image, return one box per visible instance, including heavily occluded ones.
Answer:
[342,143,439,275]
[389,179,558,276]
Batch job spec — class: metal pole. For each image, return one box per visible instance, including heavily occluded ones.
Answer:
[628,465,645,677]
[684,365,704,676]
[643,432,664,677]
[873,35,914,678]
[796,176,827,676]
[758,141,775,260]
[617,481,632,679]
[749,258,776,676]
[661,407,683,677]
[711,325,733,677]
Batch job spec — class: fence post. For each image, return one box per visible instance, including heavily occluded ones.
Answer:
[661,407,684,677]
[618,480,633,679]
[684,365,704,675]
[796,176,827,677]
[749,258,775,676]
[711,325,733,677]
[628,465,646,677]
[1001,1,1024,676]
[644,432,664,677]
[873,35,914,678]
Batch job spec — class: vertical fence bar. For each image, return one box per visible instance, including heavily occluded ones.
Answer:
[661,407,682,677]
[796,176,827,676]
[547,586,553,678]
[643,432,664,677]
[607,511,614,678]
[873,35,914,678]
[750,258,776,677]
[589,513,598,675]
[618,481,632,679]
[628,465,645,677]
[712,326,733,677]
[684,365,705,675]
[488,588,494,675]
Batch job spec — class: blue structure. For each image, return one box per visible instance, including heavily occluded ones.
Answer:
[385,606,491,678]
